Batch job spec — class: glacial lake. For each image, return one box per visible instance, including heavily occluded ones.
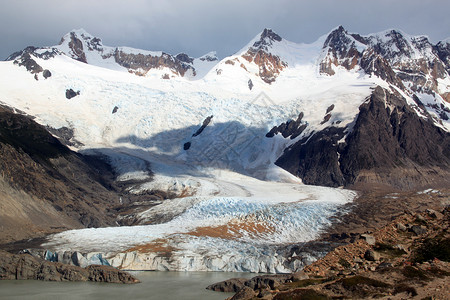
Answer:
[0,271,257,300]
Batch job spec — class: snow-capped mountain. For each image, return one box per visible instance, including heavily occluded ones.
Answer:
[320,26,450,103]
[1,26,449,273]
[3,25,450,187]
[7,28,218,79]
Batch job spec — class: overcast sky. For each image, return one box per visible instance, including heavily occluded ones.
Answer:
[1,0,449,60]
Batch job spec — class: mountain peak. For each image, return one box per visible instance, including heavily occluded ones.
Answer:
[57,29,104,63]
[59,29,99,44]
[260,28,282,42]
[251,28,282,50]
[323,25,351,47]
[70,28,93,37]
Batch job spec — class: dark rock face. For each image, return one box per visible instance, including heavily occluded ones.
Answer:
[184,116,213,151]
[320,26,361,75]
[0,250,139,283]
[85,265,139,283]
[326,104,335,114]
[65,89,80,99]
[43,69,52,79]
[230,286,256,300]
[66,32,88,63]
[192,115,213,137]
[266,112,306,139]
[253,28,282,50]
[114,50,195,77]
[359,50,404,88]
[276,127,346,187]
[248,79,253,90]
[435,40,450,74]
[7,46,61,62]
[13,53,43,74]
[175,53,194,64]
[183,141,191,150]
[199,53,218,62]
[45,125,84,148]
[276,87,450,189]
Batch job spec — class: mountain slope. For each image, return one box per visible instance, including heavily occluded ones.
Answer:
[276,86,450,189]
[0,106,120,243]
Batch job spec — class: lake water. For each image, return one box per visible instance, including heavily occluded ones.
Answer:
[0,271,257,300]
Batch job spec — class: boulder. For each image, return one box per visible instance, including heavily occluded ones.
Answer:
[86,265,140,284]
[396,223,407,231]
[206,278,248,293]
[66,88,80,99]
[257,288,273,299]
[364,249,380,261]
[354,257,364,264]
[426,209,443,219]
[245,274,291,290]
[416,214,427,223]
[43,69,52,79]
[230,286,257,300]
[291,271,309,281]
[409,225,427,236]
[361,234,376,245]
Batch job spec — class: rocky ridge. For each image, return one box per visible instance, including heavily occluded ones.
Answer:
[320,26,450,102]
[275,86,450,189]
[241,29,288,83]
[7,29,218,79]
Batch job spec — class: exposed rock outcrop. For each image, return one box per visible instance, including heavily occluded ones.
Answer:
[192,115,213,137]
[241,29,288,83]
[266,112,306,139]
[113,50,195,77]
[13,52,43,74]
[276,87,450,189]
[0,250,139,283]
[65,88,80,99]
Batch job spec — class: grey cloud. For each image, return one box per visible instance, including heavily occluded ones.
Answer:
[0,0,449,60]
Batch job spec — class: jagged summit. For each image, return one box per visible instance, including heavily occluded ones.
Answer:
[252,28,283,50]
[8,28,220,79]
